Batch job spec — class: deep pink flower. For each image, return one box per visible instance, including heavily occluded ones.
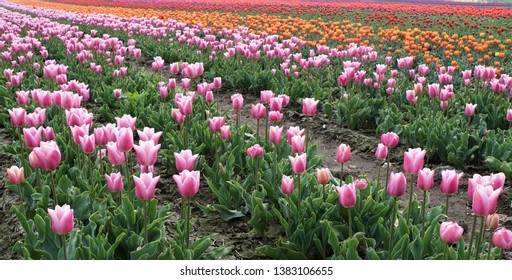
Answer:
[439,221,463,244]
[174,150,199,172]
[48,204,74,235]
[173,170,200,197]
[336,183,356,208]
[133,172,160,200]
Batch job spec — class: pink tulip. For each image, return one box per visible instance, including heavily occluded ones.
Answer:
[7,166,24,185]
[417,168,434,191]
[23,127,42,149]
[302,98,319,116]
[43,64,59,80]
[231,93,244,110]
[220,125,230,140]
[465,103,477,117]
[151,56,164,71]
[177,96,193,116]
[269,97,283,111]
[491,173,506,189]
[260,90,275,104]
[403,148,426,174]
[251,103,266,119]
[133,172,160,200]
[133,140,161,167]
[291,135,305,154]
[94,127,109,146]
[79,135,96,154]
[281,175,294,195]
[439,221,463,244]
[115,114,137,130]
[472,184,502,216]
[381,132,399,148]
[269,126,283,144]
[137,127,162,144]
[467,174,492,200]
[105,172,123,193]
[486,214,499,231]
[170,62,179,75]
[174,150,199,172]
[209,117,225,133]
[205,91,214,104]
[213,77,222,89]
[335,144,351,163]
[8,108,26,127]
[387,172,407,197]
[268,111,283,122]
[42,127,55,141]
[32,141,61,171]
[106,141,125,165]
[16,90,30,106]
[278,94,290,107]
[113,89,122,99]
[115,127,133,153]
[181,78,191,89]
[493,228,512,249]
[316,168,330,185]
[375,143,388,160]
[173,170,200,197]
[289,153,307,174]
[336,183,357,208]
[48,204,74,235]
[247,144,264,157]
[440,170,464,195]
[507,109,512,122]
[168,78,177,89]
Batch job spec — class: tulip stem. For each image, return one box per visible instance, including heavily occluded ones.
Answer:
[273,144,278,184]
[421,190,427,237]
[444,195,449,220]
[184,117,189,148]
[18,129,26,171]
[50,171,58,207]
[185,197,191,250]
[254,157,259,192]
[468,214,478,259]
[125,152,131,201]
[236,110,240,131]
[475,216,485,260]
[323,184,326,201]
[500,249,504,260]
[62,234,67,260]
[264,113,269,147]
[376,163,381,188]
[388,197,397,254]
[36,168,42,194]
[487,231,494,260]
[348,207,353,238]
[340,163,344,184]
[305,121,309,157]
[384,154,391,199]
[443,243,448,260]
[256,119,260,144]
[406,174,414,223]
[297,173,301,203]
[144,200,148,244]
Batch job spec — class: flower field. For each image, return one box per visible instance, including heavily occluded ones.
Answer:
[1,0,512,260]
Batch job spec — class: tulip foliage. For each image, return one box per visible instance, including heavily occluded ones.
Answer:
[1,0,512,260]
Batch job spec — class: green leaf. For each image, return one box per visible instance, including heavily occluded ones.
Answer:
[254,245,307,260]
[410,235,424,260]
